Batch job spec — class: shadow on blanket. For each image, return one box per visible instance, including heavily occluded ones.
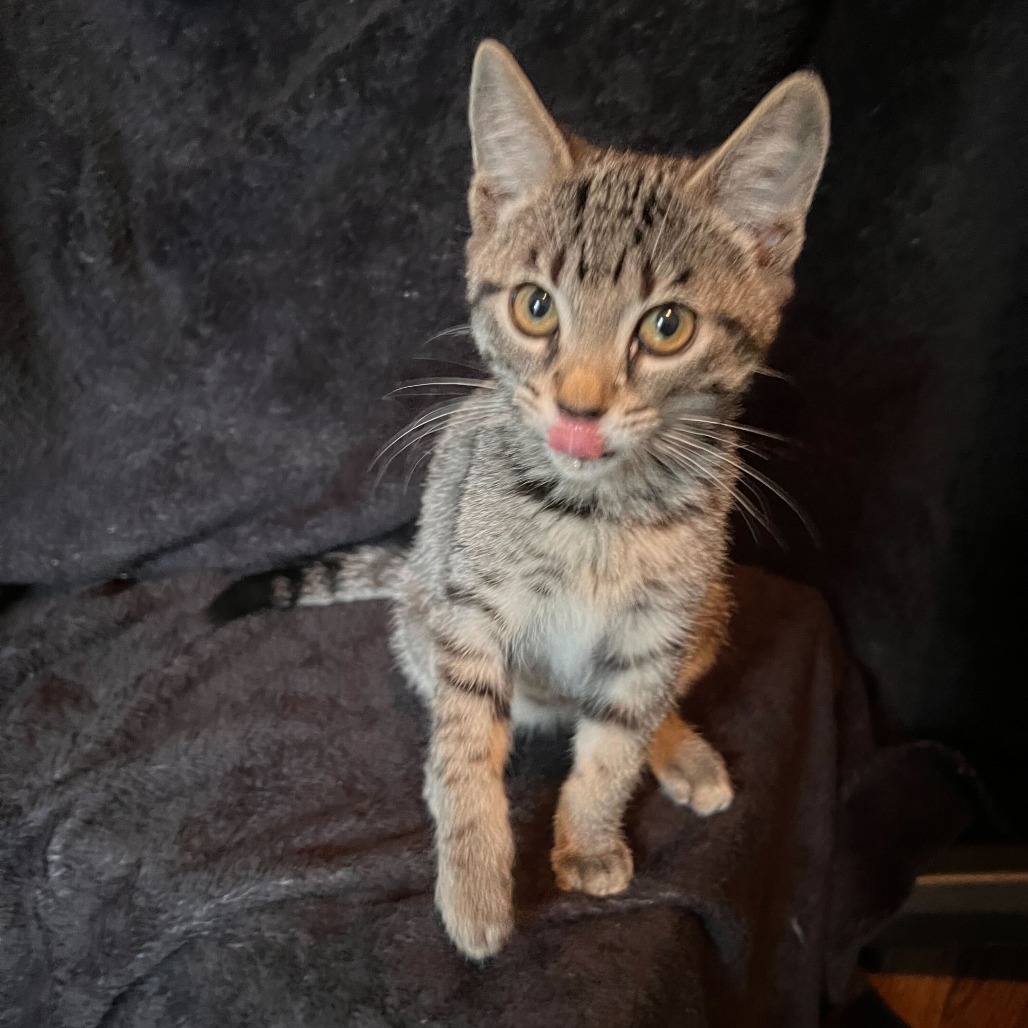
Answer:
[0,566,974,1027]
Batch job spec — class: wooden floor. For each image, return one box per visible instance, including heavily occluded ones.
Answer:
[869,951,1028,1027]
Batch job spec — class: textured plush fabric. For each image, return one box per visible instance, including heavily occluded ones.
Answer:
[0,567,973,1027]
[0,3,1021,1016]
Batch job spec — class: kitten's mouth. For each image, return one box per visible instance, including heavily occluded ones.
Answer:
[546,415,608,462]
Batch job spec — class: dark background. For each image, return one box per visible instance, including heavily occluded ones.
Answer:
[1,0,1025,832]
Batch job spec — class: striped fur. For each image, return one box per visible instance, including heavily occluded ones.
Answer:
[211,42,828,960]
[208,527,411,624]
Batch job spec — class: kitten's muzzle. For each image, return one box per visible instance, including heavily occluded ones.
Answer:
[546,364,614,461]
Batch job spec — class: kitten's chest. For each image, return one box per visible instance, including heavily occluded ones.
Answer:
[517,587,608,691]
[486,520,656,690]
[454,465,706,690]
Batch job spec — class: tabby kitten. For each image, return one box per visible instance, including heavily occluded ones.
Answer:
[213,40,829,960]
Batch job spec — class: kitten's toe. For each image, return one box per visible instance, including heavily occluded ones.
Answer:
[687,772,734,815]
[552,837,633,896]
[653,734,734,816]
[436,874,513,961]
[445,912,514,962]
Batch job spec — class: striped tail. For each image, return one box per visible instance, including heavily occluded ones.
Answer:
[208,528,412,625]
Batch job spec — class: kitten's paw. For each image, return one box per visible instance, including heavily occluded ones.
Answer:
[653,734,734,816]
[436,872,513,961]
[552,837,634,896]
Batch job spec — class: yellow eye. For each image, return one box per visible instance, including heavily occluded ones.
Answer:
[636,303,697,356]
[510,283,559,337]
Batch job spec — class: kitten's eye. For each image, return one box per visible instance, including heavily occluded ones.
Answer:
[510,283,559,337]
[636,303,697,356]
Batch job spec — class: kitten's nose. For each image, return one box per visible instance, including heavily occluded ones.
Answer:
[557,400,604,419]
[554,367,610,420]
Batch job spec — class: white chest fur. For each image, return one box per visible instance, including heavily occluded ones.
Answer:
[496,519,635,695]
[519,588,607,692]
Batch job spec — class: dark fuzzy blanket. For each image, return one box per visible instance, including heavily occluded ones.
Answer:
[0,567,972,1026]
[0,0,1012,1019]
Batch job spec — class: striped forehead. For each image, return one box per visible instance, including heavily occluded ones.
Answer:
[542,162,684,292]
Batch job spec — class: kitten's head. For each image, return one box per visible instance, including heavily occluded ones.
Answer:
[464,40,829,486]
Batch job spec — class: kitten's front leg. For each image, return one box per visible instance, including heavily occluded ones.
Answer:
[424,632,514,960]
[647,584,734,816]
[551,659,673,897]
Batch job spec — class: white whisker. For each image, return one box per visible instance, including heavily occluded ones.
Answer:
[664,427,770,463]
[419,324,473,345]
[674,415,794,445]
[372,400,468,469]
[373,406,499,484]
[403,445,436,491]
[654,436,778,542]
[752,366,795,384]
[388,377,496,397]
[661,430,815,543]
[649,189,678,269]
[410,356,485,374]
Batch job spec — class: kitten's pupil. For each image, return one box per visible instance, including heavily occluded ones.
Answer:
[654,306,679,337]
[528,289,551,320]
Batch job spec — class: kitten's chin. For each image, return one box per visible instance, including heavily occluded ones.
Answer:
[546,447,621,482]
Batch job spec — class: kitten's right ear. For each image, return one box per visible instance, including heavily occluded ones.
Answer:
[685,71,830,272]
[468,40,571,228]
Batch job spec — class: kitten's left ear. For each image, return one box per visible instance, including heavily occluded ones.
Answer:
[686,71,830,271]
[468,40,572,228]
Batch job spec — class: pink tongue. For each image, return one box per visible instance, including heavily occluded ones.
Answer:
[547,415,605,461]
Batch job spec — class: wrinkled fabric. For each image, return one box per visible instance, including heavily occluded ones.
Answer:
[0,568,973,1027]
[0,0,1014,1020]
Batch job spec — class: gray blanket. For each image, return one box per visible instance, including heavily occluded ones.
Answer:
[0,567,972,1026]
